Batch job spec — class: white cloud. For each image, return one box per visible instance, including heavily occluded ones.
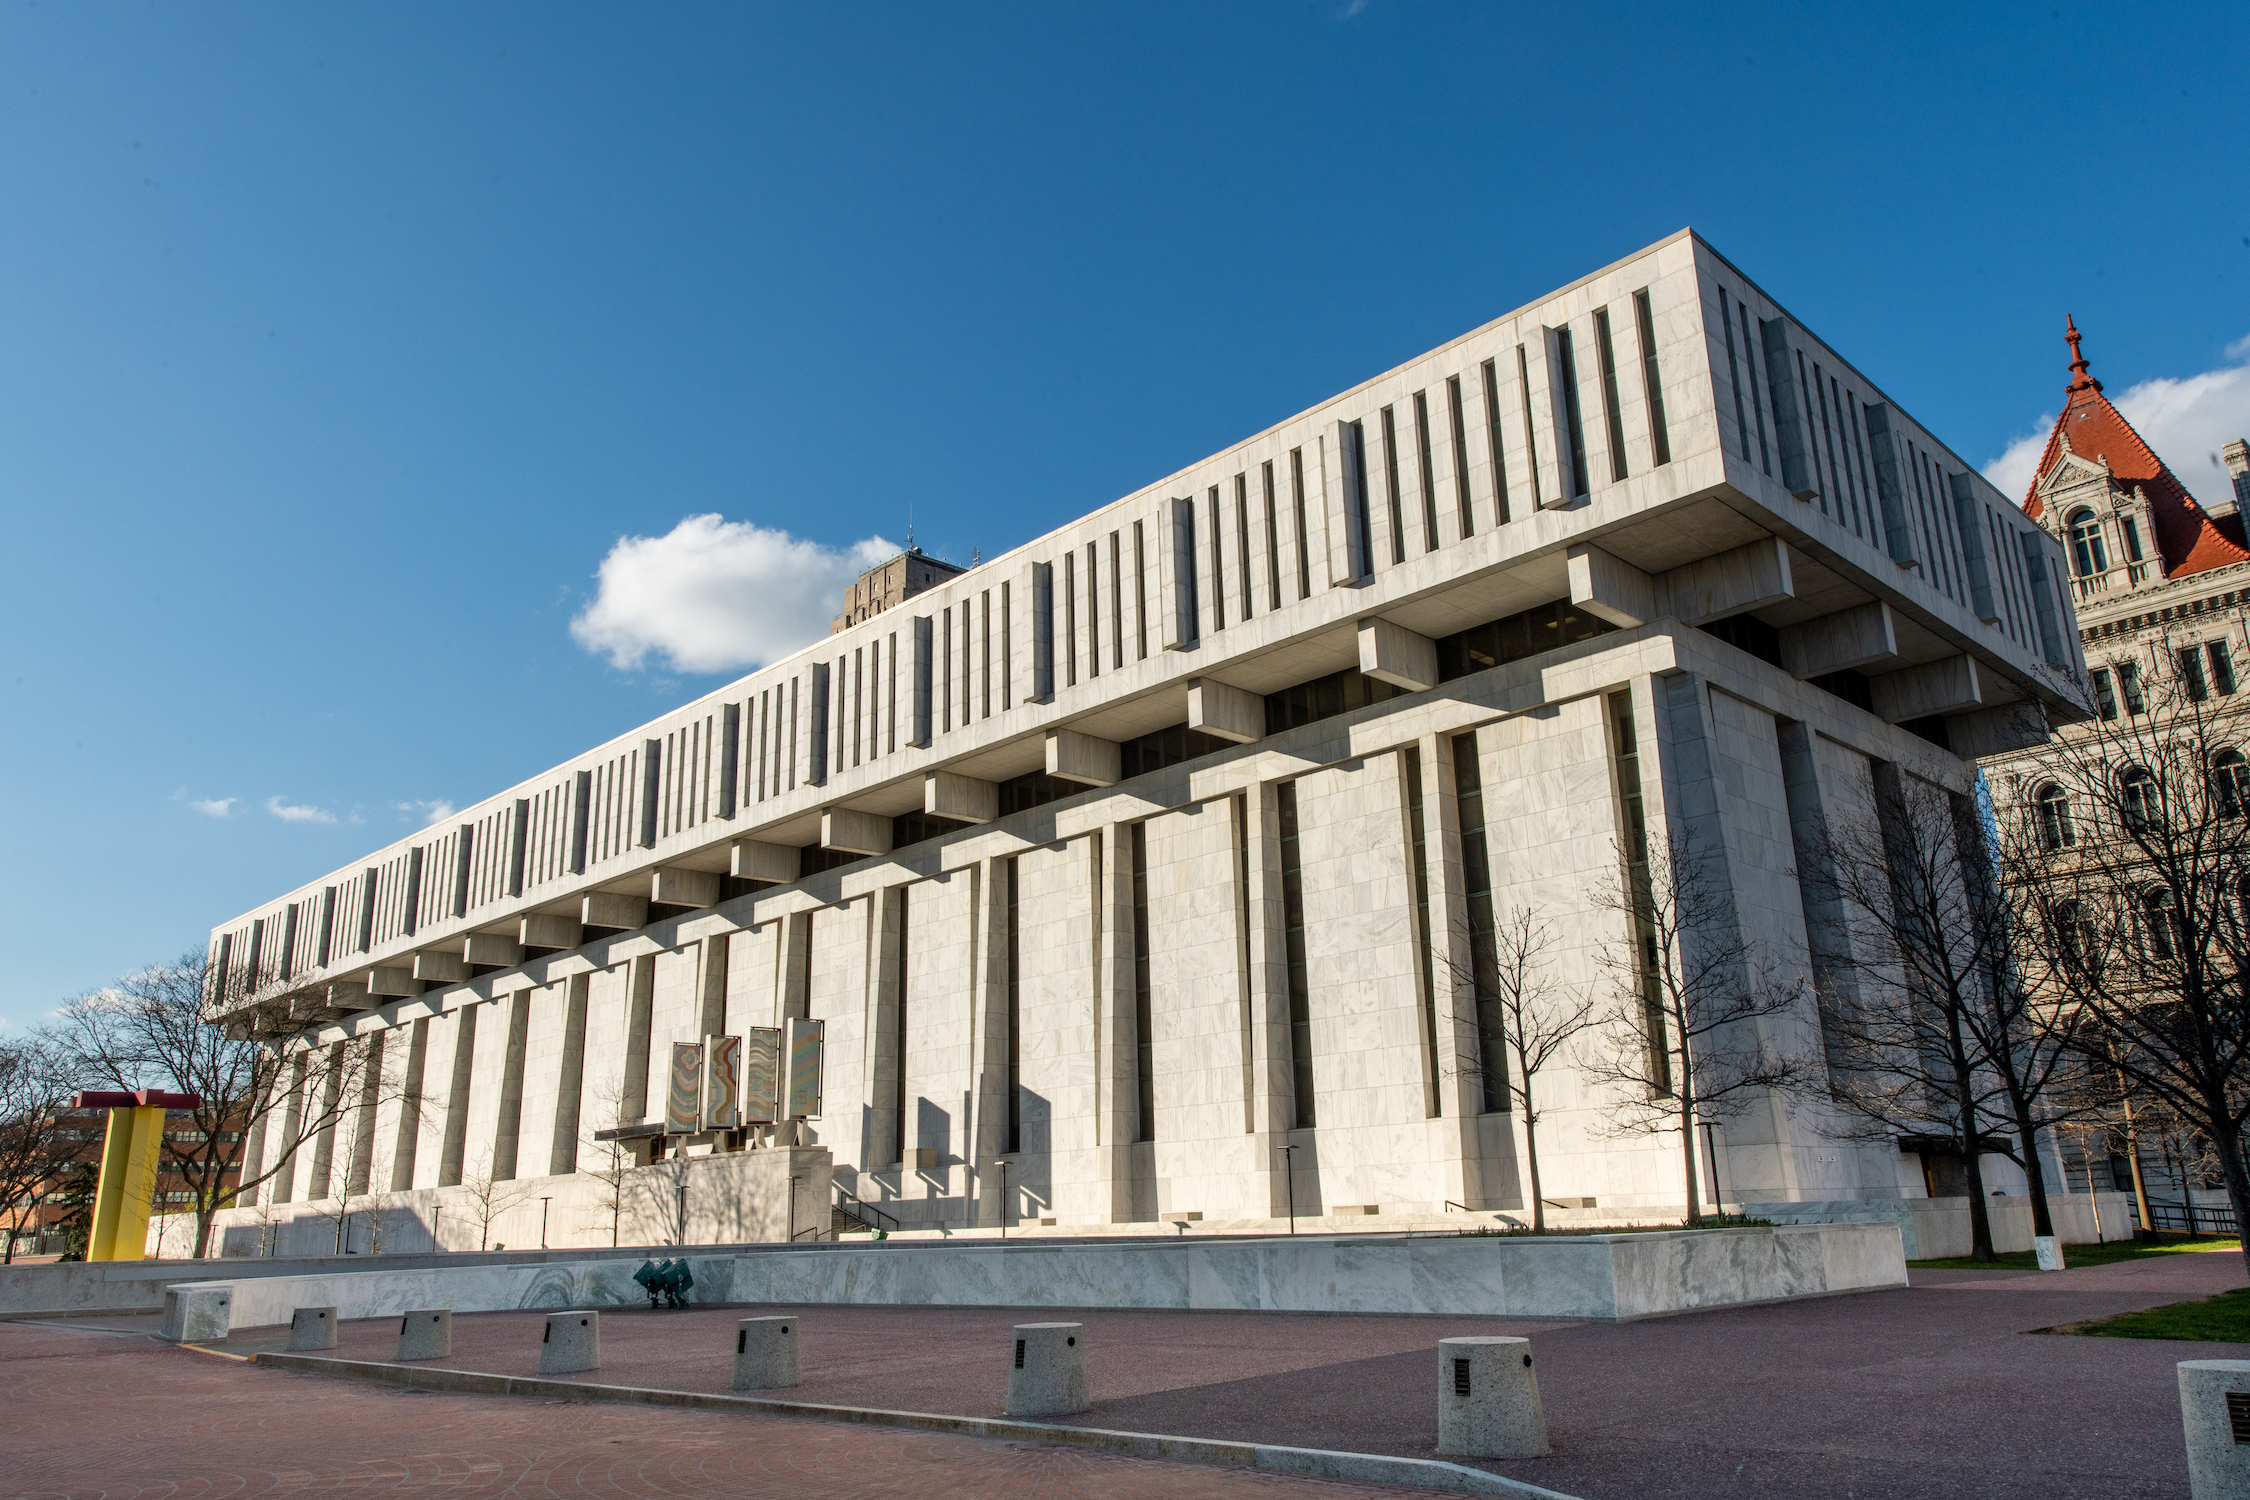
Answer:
[396,798,457,826]
[188,796,237,818]
[1986,337,2250,504]
[569,514,896,675]
[264,795,336,825]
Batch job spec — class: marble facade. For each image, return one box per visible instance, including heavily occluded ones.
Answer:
[206,230,2086,1252]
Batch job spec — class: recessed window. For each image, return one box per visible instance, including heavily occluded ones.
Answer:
[2033,783,2075,850]
[2068,509,2108,578]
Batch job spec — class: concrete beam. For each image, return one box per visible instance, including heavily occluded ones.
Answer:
[1946,702,2050,759]
[650,867,721,909]
[1868,655,1982,723]
[582,892,649,931]
[1357,617,1438,692]
[730,839,799,884]
[520,912,582,951]
[1660,537,1795,626]
[1187,677,1265,744]
[1572,537,1797,630]
[1046,728,1121,787]
[1779,602,1900,678]
[320,980,367,1012]
[1567,544,1657,629]
[925,770,999,824]
[821,807,894,857]
[462,932,524,968]
[366,966,419,998]
[411,950,468,985]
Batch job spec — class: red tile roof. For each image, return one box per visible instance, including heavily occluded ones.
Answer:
[2020,317,2249,577]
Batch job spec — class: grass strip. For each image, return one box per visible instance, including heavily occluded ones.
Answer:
[1908,1236,2238,1271]
[2062,1286,2250,1343]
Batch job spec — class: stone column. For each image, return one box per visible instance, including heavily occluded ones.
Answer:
[491,989,532,1182]
[548,974,589,1176]
[1241,780,1294,1218]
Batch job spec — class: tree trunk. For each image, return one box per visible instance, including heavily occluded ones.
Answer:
[193,1207,216,1261]
[1680,1093,1702,1228]
[2009,1093,2055,1239]
[2207,1100,2250,1284]
[1524,1114,1546,1234]
[2119,1092,2154,1234]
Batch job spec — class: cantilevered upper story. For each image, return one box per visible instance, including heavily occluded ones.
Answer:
[208,228,2087,1021]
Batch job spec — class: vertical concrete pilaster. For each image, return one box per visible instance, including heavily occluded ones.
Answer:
[696,935,730,1041]
[549,973,589,1176]
[970,858,1009,1227]
[388,1017,429,1192]
[436,1005,478,1188]
[492,989,532,1181]
[621,955,656,1123]
[1242,781,1293,1218]
[1418,730,1480,1211]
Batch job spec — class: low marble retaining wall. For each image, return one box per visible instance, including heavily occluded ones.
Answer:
[1744,1195,2140,1259]
[197,1224,1902,1332]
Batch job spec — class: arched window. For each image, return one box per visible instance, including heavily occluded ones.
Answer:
[2120,766,2160,833]
[2033,783,2075,849]
[2213,750,2250,820]
[2069,509,2109,578]
[2143,886,2184,961]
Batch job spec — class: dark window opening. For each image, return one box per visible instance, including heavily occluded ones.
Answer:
[1265,667,1411,736]
[997,769,1082,818]
[1380,405,1406,565]
[1435,597,1616,682]
[1635,289,1672,466]
[1118,722,1232,779]
[1808,669,1875,713]
[1698,612,1783,669]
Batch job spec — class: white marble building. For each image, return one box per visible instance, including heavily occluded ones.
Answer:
[205,230,2089,1251]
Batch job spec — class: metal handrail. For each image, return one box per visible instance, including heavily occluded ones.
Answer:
[833,1182,900,1234]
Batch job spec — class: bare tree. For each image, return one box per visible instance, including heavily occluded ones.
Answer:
[2002,681,2250,1278]
[1807,769,2090,1261]
[1584,831,1817,1227]
[457,1148,532,1252]
[0,1034,80,1264]
[1441,906,1600,1232]
[578,1072,637,1248]
[57,949,391,1259]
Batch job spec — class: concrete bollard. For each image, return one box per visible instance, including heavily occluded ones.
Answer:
[540,1310,600,1375]
[287,1306,339,1352]
[731,1315,801,1390]
[2034,1236,2065,1272]
[159,1284,232,1343]
[2179,1359,2250,1499]
[1006,1322,1088,1418]
[396,1309,453,1361]
[1436,1336,1549,1458]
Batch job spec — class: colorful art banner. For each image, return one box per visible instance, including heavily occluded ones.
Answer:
[784,1018,824,1118]
[703,1034,742,1130]
[742,1027,781,1123]
[665,1041,705,1134]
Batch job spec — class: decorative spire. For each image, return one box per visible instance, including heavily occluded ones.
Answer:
[2065,314,2102,394]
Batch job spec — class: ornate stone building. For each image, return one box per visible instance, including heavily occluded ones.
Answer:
[1988,319,2250,1218]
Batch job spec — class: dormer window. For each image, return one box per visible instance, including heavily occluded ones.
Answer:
[2067,508,2108,577]
[2119,515,2145,564]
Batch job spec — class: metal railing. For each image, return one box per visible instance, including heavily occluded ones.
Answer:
[2146,1200,2239,1236]
[833,1182,900,1235]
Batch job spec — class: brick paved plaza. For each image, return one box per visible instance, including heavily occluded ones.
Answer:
[4,1253,2242,1500]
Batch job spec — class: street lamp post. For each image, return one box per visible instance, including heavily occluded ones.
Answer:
[539,1197,552,1249]
[998,1159,1010,1240]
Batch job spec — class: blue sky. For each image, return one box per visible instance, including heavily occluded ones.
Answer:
[3,2,2246,1031]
